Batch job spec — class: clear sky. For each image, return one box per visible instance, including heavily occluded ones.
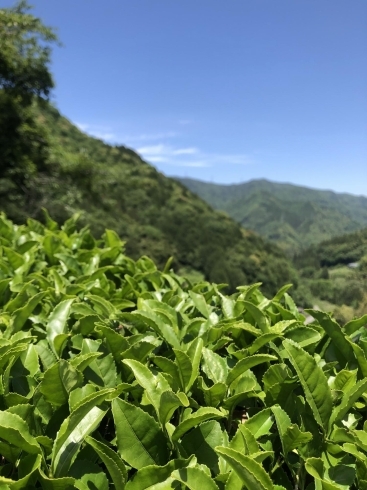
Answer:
[5,0,367,195]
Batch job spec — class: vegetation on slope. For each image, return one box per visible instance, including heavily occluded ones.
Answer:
[0,104,298,296]
[176,178,367,254]
[294,228,367,322]
[0,214,367,489]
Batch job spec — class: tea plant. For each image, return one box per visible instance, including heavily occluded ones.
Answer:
[0,212,366,489]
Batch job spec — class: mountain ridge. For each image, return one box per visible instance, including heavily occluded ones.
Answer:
[176,177,367,199]
[176,177,367,254]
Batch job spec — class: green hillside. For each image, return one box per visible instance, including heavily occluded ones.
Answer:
[176,177,367,254]
[293,227,367,321]
[0,104,297,296]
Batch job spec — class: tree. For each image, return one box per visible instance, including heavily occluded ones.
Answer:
[0,1,58,187]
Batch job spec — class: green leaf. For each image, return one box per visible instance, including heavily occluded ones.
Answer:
[186,337,203,391]
[197,378,227,408]
[227,354,277,386]
[123,359,171,420]
[243,301,270,333]
[174,348,193,392]
[243,408,274,439]
[284,326,321,349]
[86,294,116,317]
[330,378,367,427]
[215,447,273,490]
[4,453,42,490]
[272,405,312,455]
[12,291,47,333]
[3,246,24,270]
[173,407,226,441]
[69,352,102,372]
[125,458,191,490]
[333,369,357,392]
[306,309,353,365]
[104,229,124,248]
[202,348,228,384]
[153,356,181,390]
[69,460,109,490]
[47,299,75,357]
[159,390,189,426]
[305,458,341,490]
[181,421,224,472]
[35,340,57,370]
[344,314,367,337]
[171,466,219,489]
[81,339,117,387]
[43,234,62,263]
[40,359,82,406]
[121,340,157,364]
[11,344,39,378]
[0,411,40,454]
[54,253,82,275]
[51,388,113,477]
[189,291,211,318]
[112,398,169,469]
[85,436,127,489]
[247,333,283,355]
[348,339,367,378]
[38,467,75,489]
[283,339,332,432]
[0,344,27,370]
[96,324,129,362]
[131,311,180,348]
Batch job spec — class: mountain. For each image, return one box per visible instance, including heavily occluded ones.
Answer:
[0,104,297,296]
[176,178,367,254]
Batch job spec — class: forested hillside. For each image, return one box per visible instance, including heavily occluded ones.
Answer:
[0,104,298,296]
[293,228,367,321]
[177,178,367,254]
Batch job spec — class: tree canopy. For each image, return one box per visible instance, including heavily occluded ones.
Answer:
[0,0,58,185]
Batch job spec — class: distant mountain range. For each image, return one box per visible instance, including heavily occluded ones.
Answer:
[176,178,367,254]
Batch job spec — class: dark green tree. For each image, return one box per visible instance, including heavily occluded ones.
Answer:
[0,1,58,187]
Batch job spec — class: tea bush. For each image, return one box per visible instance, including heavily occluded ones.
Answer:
[0,212,366,489]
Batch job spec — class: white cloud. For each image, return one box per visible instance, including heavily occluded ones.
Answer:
[137,143,252,168]
[74,122,116,142]
[136,144,167,155]
[91,132,116,142]
[137,144,198,160]
[75,122,90,132]
[73,120,253,168]
[173,148,198,155]
[122,131,178,143]
[179,161,211,168]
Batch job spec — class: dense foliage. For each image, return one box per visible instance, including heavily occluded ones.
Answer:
[0,214,367,489]
[296,228,367,270]
[177,178,367,255]
[294,229,367,322]
[0,0,57,188]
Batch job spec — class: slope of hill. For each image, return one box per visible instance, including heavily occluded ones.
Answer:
[0,103,297,296]
[292,227,367,321]
[176,177,367,254]
[295,227,367,269]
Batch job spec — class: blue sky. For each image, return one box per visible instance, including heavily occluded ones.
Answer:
[6,0,367,195]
